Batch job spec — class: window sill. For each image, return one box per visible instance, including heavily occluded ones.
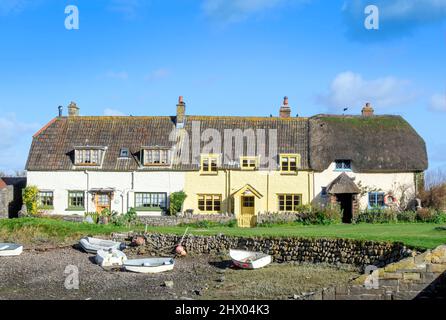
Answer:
[280,171,298,176]
[200,171,218,175]
[66,208,85,211]
[334,169,352,172]
[240,168,257,171]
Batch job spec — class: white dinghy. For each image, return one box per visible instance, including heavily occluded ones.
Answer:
[124,258,175,274]
[95,248,127,268]
[79,237,122,254]
[229,249,272,269]
[0,243,23,257]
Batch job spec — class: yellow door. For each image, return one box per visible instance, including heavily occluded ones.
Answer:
[95,193,111,214]
[238,196,256,228]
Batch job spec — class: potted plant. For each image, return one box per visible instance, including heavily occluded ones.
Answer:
[100,208,112,225]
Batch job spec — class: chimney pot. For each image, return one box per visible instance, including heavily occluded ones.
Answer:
[279,96,291,118]
[176,96,186,128]
[68,101,79,117]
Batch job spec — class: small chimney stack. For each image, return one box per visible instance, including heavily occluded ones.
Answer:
[58,106,63,117]
[279,96,291,118]
[68,102,79,117]
[176,96,186,128]
[361,102,374,117]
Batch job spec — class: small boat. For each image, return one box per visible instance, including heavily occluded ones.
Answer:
[0,243,23,257]
[124,258,175,274]
[79,237,122,254]
[95,249,127,268]
[229,249,272,269]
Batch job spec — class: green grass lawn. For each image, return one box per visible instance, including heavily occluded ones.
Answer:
[0,217,445,249]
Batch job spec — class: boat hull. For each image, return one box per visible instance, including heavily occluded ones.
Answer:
[229,249,272,269]
[124,258,175,274]
[0,243,23,257]
[79,237,121,254]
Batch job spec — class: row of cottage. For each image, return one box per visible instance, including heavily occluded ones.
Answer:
[25,97,428,226]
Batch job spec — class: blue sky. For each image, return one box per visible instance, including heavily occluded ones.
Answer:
[0,0,445,174]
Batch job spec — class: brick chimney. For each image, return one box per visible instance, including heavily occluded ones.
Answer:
[176,96,186,128]
[68,102,79,117]
[361,102,374,117]
[279,96,291,118]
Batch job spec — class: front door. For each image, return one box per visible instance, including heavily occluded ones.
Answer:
[238,196,256,228]
[95,193,111,214]
[337,194,353,223]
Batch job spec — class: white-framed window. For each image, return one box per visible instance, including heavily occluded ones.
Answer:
[143,149,169,166]
[75,149,102,165]
[335,160,352,171]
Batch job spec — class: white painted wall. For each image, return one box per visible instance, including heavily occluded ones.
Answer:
[313,162,416,210]
[26,171,185,216]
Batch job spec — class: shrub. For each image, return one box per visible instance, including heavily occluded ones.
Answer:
[396,210,417,223]
[22,186,39,216]
[300,204,342,225]
[355,208,398,224]
[169,191,187,215]
[416,208,446,223]
[110,208,138,227]
[179,219,237,228]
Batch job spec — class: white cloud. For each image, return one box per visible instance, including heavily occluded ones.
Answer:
[429,93,446,112]
[104,108,126,116]
[202,0,309,23]
[144,68,171,81]
[316,71,417,111]
[0,113,40,173]
[104,71,129,80]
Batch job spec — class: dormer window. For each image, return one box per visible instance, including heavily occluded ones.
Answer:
[201,154,219,173]
[74,147,105,166]
[280,154,300,173]
[142,147,170,166]
[119,148,129,158]
[240,156,258,170]
[335,160,352,171]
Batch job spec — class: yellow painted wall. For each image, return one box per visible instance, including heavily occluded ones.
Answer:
[183,170,313,216]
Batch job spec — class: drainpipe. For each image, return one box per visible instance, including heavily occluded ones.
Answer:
[84,170,89,212]
[266,171,270,212]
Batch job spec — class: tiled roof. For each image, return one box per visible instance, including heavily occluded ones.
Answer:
[26,115,310,171]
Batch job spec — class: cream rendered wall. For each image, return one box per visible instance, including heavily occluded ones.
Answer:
[27,171,185,216]
[313,162,416,210]
[183,169,313,216]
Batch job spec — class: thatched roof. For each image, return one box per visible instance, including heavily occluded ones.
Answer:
[327,173,360,194]
[309,115,428,172]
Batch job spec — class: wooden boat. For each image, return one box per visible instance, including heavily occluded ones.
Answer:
[124,257,175,274]
[229,249,272,269]
[0,243,23,257]
[79,237,122,254]
[95,249,127,268]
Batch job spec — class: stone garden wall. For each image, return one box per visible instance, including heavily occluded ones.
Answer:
[127,233,411,268]
[0,185,13,219]
[296,244,446,300]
